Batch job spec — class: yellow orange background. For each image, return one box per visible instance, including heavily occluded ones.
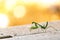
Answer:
[0,0,60,28]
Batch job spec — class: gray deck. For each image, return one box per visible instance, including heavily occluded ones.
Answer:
[0,20,60,40]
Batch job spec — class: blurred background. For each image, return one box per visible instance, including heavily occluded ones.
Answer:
[0,0,60,28]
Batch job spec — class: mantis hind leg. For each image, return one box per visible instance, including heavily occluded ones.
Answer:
[41,28,46,33]
[46,26,58,31]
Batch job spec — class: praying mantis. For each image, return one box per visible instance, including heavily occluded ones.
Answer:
[30,21,57,32]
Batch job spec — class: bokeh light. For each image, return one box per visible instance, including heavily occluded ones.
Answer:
[13,6,26,18]
[5,0,17,11]
[0,14,9,28]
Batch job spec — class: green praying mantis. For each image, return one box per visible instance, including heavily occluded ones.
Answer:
[30,21,57,32]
